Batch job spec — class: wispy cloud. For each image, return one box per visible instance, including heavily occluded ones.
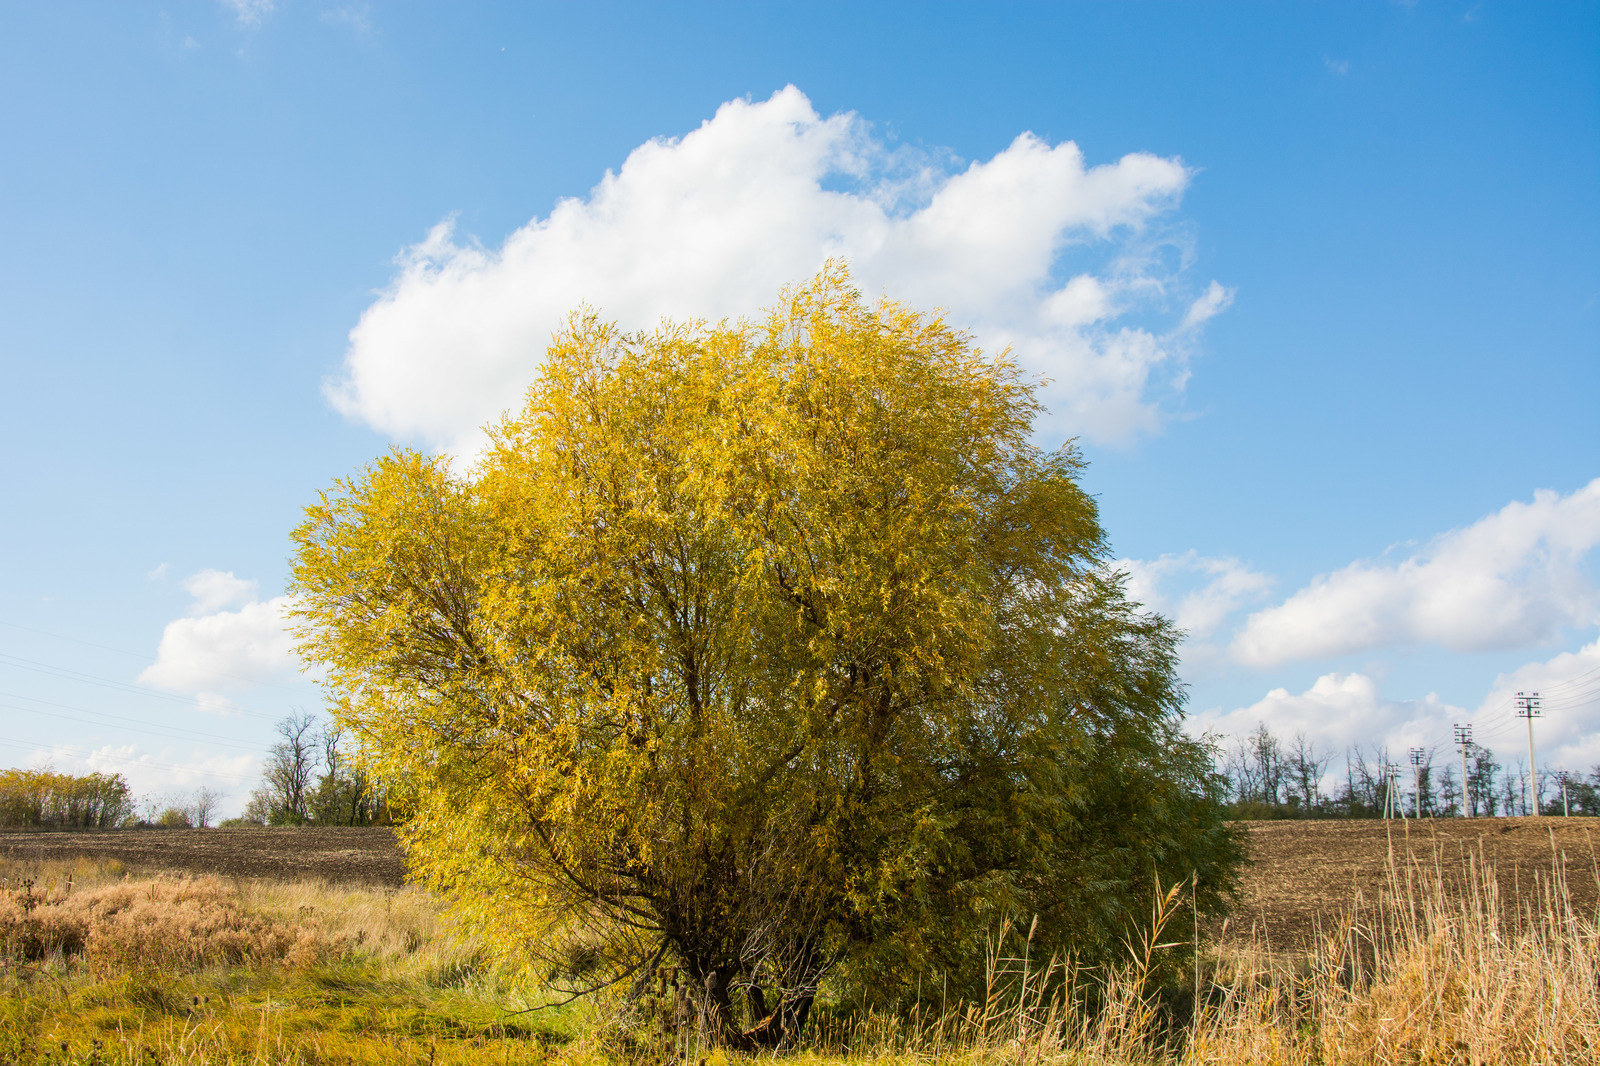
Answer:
[1117,551,1273,651]
[219,0,274,28]
[320,3,373,36]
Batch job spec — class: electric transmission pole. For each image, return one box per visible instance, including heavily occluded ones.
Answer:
[1555,770,1570,817]
[1384,764,1406,820]
[1517,691,1541,816]
[1409,748,1427,818]
[1454,724,1473,817]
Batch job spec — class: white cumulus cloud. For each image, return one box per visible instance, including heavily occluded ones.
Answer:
[1471,638,1600,774]
[1195,638,1600,788]
[1192,672,1465,759]
[329,86,1225,456]
[83,744,256,790]
[140,570,297,696]
[181,569,258,615]
[1232,479,1600,667]
[28,742,259,818]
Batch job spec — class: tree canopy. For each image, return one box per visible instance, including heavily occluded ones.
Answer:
[289,266,1239,1046]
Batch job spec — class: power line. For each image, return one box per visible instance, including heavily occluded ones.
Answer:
[1536,682,1600,710]
[0,694,266,755]
[0,653,286,723]
[1538,664,1600,694]
[0,617,304,693]
[0,736,255,784]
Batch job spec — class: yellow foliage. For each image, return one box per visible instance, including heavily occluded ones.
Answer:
[0,768,132,828]
[290,266,1238,1045]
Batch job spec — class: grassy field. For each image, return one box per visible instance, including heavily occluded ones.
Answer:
[3,819,1598,1064]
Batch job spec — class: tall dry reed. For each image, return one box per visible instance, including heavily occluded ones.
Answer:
[1187,832,1600,1064]
[804,835,1598,1066]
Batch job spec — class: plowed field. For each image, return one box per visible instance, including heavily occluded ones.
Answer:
[0,826,404,885]
[6,819,1597,948]
[1229,816,1600,946]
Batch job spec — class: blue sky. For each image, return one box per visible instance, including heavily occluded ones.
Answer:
[2,1,1596,813]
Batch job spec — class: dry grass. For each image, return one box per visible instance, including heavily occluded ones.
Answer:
[1184,838,1600,1064]
[3,834,1597,1064]
[0,856,575,1064]
[0,855,456,972]
[1227,817,1600,949]
[794,836,1600,1066]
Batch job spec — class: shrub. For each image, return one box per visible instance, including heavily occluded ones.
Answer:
[155,806,193,829]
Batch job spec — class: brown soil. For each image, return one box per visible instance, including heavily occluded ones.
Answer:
[7,819,1597,951]
[0,826,406,886]
[1227,816,1600,947]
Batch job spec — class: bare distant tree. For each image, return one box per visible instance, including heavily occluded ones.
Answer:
[1501,758,1528,817]
[261,712,319,824]
[1250,724,1286,805]
[1287,733,1332,815]
[1413,754,1437,817]
[1342,746,1388,816]
[190,786,222,828]
[321,724,343,785]
[1435,764,1462,817]
[1466,745,1500,817]
[1226,722,1289,807]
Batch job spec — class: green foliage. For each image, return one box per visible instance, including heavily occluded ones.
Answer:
[246,714,389,826]
[290,266,1241,1044]
[154,806,193,829]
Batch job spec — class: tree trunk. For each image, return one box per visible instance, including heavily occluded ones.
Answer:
[702,968,747,1048]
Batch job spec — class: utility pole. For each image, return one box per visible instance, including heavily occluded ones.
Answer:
[1555,770,1570,817]
[1409,748,1427,818]
[1384,765,1406,820]
[1516,691,1541,817]
[1454,724,1473,817]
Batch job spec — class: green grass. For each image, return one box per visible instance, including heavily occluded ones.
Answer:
[0,954,580,1065]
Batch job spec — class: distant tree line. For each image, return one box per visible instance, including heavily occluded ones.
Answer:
[239,712,389,827]
[0,712,389,832]
[0,769,134,829]
[1222,722,1600,819]
[0,768,229,830]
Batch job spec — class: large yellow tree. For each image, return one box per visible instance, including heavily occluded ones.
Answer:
[290,266,1237,1046]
